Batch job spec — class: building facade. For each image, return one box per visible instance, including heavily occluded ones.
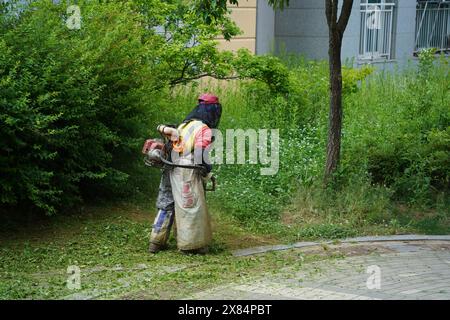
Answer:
[222,0,450,67]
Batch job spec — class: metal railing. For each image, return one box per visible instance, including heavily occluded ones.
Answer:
[415,1,450,53]
[359,2,396,60]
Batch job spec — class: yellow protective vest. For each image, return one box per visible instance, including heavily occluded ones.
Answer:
[172,120,207,154]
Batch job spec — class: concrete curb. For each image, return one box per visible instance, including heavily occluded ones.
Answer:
[232,235,450,257]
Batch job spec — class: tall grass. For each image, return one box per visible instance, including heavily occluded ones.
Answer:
[170,53,449,234]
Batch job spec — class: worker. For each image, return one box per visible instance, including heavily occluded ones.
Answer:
[149,93,222,254]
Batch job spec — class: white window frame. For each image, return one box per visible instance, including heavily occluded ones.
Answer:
[415,0,450,54]
[359,0,396,61]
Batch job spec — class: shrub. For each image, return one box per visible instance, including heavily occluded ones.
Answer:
[343,52,449,205]
[0,0,246,215]
[0,0,161,214]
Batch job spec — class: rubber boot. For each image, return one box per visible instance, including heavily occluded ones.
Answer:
[149,243,164,254]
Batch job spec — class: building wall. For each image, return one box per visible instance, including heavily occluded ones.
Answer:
[274,0,331,60]
[221,0,419,69]
[393,0,417,67]
[256,0,275,54]
[342,0,362,63]
[217,0,258,53]
[273,0,363,61]
[272,0,418,68]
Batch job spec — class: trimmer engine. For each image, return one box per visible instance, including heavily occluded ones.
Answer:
[142,129,216,191]
[142,138,165,168]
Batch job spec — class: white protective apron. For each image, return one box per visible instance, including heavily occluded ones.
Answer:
[170,120,212,250]
[170,154,212,250]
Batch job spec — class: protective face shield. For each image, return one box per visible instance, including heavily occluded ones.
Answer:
[183,93,222,129]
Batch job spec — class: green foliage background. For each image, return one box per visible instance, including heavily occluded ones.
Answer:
[0,0,240,215]
[0,1,449,231]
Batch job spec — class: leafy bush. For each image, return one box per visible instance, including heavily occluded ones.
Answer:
[0,0,164,214]
[0,0,246,215]
[343,51,449,205]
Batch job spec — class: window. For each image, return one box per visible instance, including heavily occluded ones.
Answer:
[415,0,450,53]
[359,0,396,60]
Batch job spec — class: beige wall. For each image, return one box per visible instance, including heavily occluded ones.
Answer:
[217,0,257,53]
[198,1,257,89]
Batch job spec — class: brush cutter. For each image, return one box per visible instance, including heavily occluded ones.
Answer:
[142,136,216,192]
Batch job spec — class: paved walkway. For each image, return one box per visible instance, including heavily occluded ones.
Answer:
[185,238,450,300]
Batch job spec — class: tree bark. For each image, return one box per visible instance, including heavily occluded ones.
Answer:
[325,30,343,181]
[324,0,353,183]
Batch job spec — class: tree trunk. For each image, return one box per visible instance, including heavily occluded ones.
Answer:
[324,0,353,183]
[325,30,343,181]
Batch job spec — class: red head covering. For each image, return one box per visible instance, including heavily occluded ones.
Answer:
[184,93,222,128]
[198,93,219,105]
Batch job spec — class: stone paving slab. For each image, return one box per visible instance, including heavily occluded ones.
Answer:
[189,240,450,300]
[232,235,450,257]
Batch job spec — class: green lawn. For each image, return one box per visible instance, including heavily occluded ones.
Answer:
[0,201,448,299]
[0,202,280,299]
